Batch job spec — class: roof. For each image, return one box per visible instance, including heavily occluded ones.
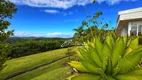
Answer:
[117,7,142,22]
[116,7,142,33]
[118,7,142,15]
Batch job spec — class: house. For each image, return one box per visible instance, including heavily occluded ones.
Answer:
[116,7,142,36]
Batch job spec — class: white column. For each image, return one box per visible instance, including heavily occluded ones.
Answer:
[140,22,142,34]
[128,22,131,36]
[136,24,138,36]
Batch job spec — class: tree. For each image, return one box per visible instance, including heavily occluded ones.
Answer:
[73,26,85,45]
[68,36,142,80]
[73,26,84,38]
[73,0,112,43]
[0,0,17,71]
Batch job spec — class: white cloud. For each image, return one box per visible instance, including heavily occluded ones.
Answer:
[69,11,73,15]
[64,19,79,22]
[97,0,137,5]
[44,9,59,14]
[47,32,73,38]
[9,0,137,9]
[62,11,73,16]
[9,0,91,9]
[14,31,73,38]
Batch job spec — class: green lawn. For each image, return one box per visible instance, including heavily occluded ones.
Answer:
[10,55,78,80]
[31,67,71,80]
[0,47,78,79]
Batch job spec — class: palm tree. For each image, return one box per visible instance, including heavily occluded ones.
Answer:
[73,26,84,38]
[73,26,85,45]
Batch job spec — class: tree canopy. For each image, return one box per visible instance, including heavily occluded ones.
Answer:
[0,0,17,71]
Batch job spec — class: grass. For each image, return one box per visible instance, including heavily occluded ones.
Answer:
[10,55,78,80]
[0,47,78,79]
[31,67,71,80]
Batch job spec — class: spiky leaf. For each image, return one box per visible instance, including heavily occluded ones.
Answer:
[115,75,142,80]
[127,67,142,75]
[124,47,133,56]
[102,43,110,71]
[83,42,89,51]
[68,61,90,72]
[89,46,102,68]
[106,57,112,75]
[76,51,84,60]
[80,60,99,74]
[128,37,139,49]
[67,74,78,80]
[112,64,120,76]
[71,74,101,80]
[107,76,116,80]
[123,36,127,45]
[119,48,142,73]
[79,48,93,64]
[115,67,142,80]
[105,35,114,49]
[127,39,131,47]
[95,37,103,61]
[112,37,125,67]
[97,68,107,79]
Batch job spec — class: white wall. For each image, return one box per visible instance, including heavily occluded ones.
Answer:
[121,27,128,36]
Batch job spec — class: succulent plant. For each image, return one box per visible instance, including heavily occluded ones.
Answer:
[68,36,142,80]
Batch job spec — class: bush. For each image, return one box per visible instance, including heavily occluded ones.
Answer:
[139,36,142,45]
[7,39,66,58]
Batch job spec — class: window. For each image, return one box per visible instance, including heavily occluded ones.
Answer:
[129,22,142,36]
[131,25,137,36]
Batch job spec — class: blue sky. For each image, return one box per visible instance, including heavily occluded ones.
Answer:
[8,0,142,38]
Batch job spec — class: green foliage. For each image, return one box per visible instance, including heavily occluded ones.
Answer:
[73,26,84,36]
[68,35,142,80]
[93,0,96,4]
[73,26,85,45]
[7,39,67,58]
[0,0,17,72]
[72,1,118,45]
[73,10,116,44]
[139,36,142,45]
[0,0,17,41]
[0,43,7,71]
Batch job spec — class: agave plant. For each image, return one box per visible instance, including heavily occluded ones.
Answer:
[68,35,142,80]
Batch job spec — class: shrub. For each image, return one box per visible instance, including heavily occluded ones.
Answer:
[139,36,142,45]
[7,39,66,58]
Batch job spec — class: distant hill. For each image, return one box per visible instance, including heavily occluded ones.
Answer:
[5,37,72,43]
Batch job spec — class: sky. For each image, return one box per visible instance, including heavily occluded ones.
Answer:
[8,0,142,38]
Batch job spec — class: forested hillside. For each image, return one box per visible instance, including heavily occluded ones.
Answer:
[5,37,72,58]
